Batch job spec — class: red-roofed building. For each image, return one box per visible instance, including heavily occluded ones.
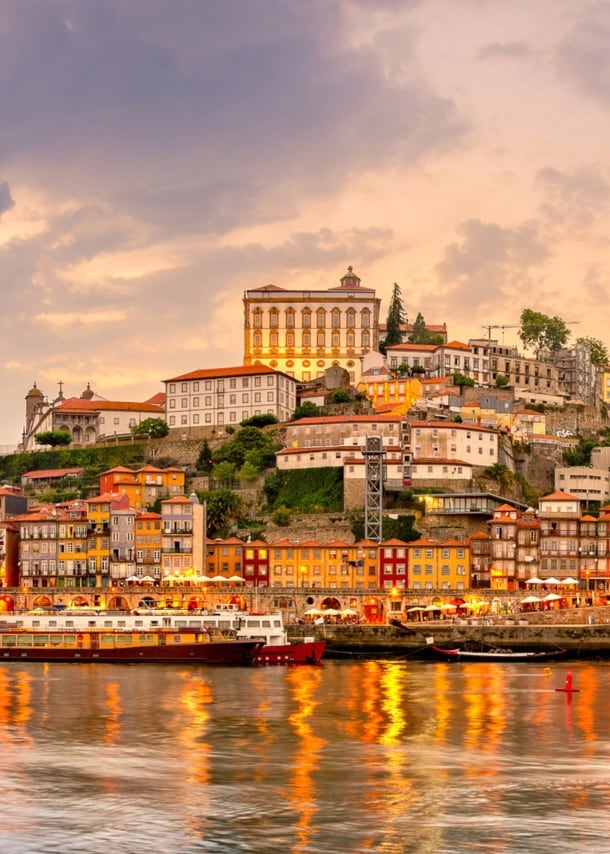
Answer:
[21,381,165,450]
[163,364,298,430]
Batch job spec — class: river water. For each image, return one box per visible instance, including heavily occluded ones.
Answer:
[0,659,608,854]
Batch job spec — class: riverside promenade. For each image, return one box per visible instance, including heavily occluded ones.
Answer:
[289,604,610,659]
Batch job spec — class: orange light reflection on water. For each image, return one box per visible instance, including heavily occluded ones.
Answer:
[103,681,122,744]
[285,667,325,854]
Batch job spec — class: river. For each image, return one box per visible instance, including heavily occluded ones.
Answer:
[0,659,608,853]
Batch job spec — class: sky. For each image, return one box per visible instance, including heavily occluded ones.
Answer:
[1,0,610,446]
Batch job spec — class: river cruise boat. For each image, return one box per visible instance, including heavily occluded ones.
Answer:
[3,605,325,665]
[0,624,262,664]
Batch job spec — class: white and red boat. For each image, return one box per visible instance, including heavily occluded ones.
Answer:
[5,605,325,666]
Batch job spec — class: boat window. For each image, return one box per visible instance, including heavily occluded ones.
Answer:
[50,635,63,646]
[63,635,77,645]
[1,636,16,646]
[18,636,32,647]
[33,635,49,646]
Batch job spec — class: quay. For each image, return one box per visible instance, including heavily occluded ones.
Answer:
[289,605,610,660]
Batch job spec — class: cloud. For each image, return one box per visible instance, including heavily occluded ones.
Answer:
[536,166,610,235]
[477,41,532,60]
[0,182,14,217]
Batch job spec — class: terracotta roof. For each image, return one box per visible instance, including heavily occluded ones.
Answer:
[385,343,438,352]
[55,397,162,413]
[287,414,400,426]
[164,364,292,383]
[540,490,579,500]
[22,467,84,480]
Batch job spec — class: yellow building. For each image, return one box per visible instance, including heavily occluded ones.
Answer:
[243,266,380,384]
[86,493,125,587]
[407,537,470,592]
[134,511,162,578]
[357,367,423,413]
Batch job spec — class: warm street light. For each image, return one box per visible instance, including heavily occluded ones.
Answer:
[300,566,307,588]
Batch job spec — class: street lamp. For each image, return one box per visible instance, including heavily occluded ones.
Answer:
[300,566,307,588]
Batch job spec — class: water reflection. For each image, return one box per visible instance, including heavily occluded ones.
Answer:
[0,661,609,852]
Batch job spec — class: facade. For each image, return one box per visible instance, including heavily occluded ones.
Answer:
[22,382,164,450]
[407,421,499,470]
[407,537,470,591]
[555,466,610,504]
[243,266,381,384]
[163,364,298,430]
[134,511,162,579]
[99,465,186,509]
[21,467,84,491]
[161,496,204,582]
[356,366,423,413]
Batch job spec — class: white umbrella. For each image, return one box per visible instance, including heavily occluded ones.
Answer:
[322,608,340,616]
[407,606,425,612]
[211,575,227,583]
[522,595,541,603]
[543,592,562,601]
[425,604,441,611]
[525,577,543,585]
[141,575,155,583]
[544,577,561,585]
[126,575,140,582]
[560,577,578,585]
[195,574,212,583]
[340,608,358,615]
[304,608,322,616]
[228,575,244,582]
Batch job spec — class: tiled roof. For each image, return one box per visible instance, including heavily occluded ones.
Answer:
[22,467,84,480]
[164,364,288,383]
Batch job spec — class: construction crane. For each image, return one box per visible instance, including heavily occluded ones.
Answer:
[482,321,580,345]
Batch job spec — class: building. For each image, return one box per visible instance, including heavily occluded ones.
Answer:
[134,511,162,580]
[163,364,298,430]
[21,382,164,450]
[99,465,186,509]
[161,495,205,582]
[555,466,610,504]
[406,420,499,473]
[243,266,381,384]
[21,468,84,491]
[406,537,470,591]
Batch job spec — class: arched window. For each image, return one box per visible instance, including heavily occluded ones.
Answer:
[317,330,325,347]
[254,332,262,347]
[270,331,278,347]
[253,309,262,328]
[361,331,370,348]
[346,308,356,328]
[286,331,294,347]
[316,308,326,328]
[332,331,340,347]
[361,309,371,328]
[302,309,311,328]
[331,309,341,328]
[347,331,355,347]
[269,309,279,328]
[285,308,295,328]
[302,331,311,347]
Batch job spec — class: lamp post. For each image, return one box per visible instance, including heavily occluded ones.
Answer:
[300,566,307,588]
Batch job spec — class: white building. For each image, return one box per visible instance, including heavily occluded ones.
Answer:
[555,466,610,503]
[163,365,298,430]
[407,421,499,468]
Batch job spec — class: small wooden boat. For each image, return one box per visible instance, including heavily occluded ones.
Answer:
[0,626,262,665]
[431,645,567,663]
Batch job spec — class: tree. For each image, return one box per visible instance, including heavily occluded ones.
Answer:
[131,418,169,438]
[212,461,236,485]
[212,426,276,471]
[196,439,214,473]
[495,374,510,387]
[408,312,445,345]
[379,282,405,354]
[240,414,278,428]
[452,372,475,389]
[331,388,351,403]
[34,430,72,447]
[519,309,571,356]
[577,336,610,367]
[197,489,245,537]
[292,401,320,420]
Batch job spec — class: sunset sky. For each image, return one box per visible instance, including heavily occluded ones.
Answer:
[1,0,609,445]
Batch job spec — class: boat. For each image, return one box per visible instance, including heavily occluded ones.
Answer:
[431,645,567,663]
[0,625,262,665]
[1,605,325,665]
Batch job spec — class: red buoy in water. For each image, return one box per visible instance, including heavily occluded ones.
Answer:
[555,669,580,693]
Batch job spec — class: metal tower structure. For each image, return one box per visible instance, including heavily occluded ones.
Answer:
[363,435,383,543]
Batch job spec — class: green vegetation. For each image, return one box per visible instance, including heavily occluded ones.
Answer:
[212,426,276,473]
[263,468,343,512]
[272,506,291,527]
[292,401,320,420]
[482,463,514,489]
[34,430,72,447]
[195,489,245,538]
[564,438,596,466]
[0,445,147,485]
[577,336,609,367]
[379,282,405,354]
[519,308,571,356]
[331,389,352,404]
[349,512,421,542]
[195,439,214,473]
[452,371,475,389]
[240,414,278,428]
[131,418,169,438]
[407,311,445,345]
[495,374,509,387]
